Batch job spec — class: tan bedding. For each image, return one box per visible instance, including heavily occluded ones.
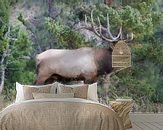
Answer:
[0,98,125,130]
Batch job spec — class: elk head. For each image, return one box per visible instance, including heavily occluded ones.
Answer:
[78,9,133,49]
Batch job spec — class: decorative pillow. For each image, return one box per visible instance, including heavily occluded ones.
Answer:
[57,84,88,99]
[32,93,74,99]
[87,82,98,102]
[57,82,85,88]
[57,82,98,102]
[23,85,51,100]
[15,82,58,103]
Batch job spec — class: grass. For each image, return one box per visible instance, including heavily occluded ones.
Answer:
[0,95,12,111]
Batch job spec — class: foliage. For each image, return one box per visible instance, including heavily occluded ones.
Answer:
[4,26,35,100]
[8,0,18,5]
[0,0,10,51]
[55,0,81,6]
[132,41,163,64]
[0,0,10,27]
[73,3,162,40]
[116,63,162,102]
[46,18,91,49]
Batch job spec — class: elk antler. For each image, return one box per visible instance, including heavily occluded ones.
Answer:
[106,13,122,40]
[90,9,122,42]
[77,9,133,44]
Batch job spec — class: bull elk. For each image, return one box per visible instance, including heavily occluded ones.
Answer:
[35,10,133,85]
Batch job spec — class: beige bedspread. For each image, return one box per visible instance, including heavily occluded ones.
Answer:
[0,98,125,130]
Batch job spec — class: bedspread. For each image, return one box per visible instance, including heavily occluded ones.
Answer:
[0,98,125,130]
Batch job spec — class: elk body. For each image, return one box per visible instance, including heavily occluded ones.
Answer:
[35,10,133,85]
[35,47,112,84]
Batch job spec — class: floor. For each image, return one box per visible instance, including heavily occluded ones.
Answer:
[128,113,163,130]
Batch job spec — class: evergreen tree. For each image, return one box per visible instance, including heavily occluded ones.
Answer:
[0,0,10,93]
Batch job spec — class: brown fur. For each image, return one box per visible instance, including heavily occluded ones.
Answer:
[93,48,113,75]
[35,47,112,85]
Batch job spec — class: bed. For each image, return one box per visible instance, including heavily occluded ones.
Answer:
[0,82,132,130]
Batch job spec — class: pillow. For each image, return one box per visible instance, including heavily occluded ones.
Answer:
[87,82,98,102]
[57,84,88,99]
[57,82,98,102]
[23,85,51,100]
[15,82,24,103]
[32,93,74,99]
[57,82,85,88]
[15,82,58,103]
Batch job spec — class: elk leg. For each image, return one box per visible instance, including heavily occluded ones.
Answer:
[35,72,53,85]
[45,74,61,84]
[44,77,55,84]
[35,76,48,85]
[84,73,97,84]
[84,79,94,84]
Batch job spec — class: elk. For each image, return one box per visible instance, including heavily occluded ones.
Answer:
[35,10,133,85]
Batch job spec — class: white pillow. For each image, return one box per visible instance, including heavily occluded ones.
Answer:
[15,82,58,103]
[15,82,24,103]
[87,82,98,102]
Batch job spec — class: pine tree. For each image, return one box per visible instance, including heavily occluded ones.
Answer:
[0,0,10,93]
